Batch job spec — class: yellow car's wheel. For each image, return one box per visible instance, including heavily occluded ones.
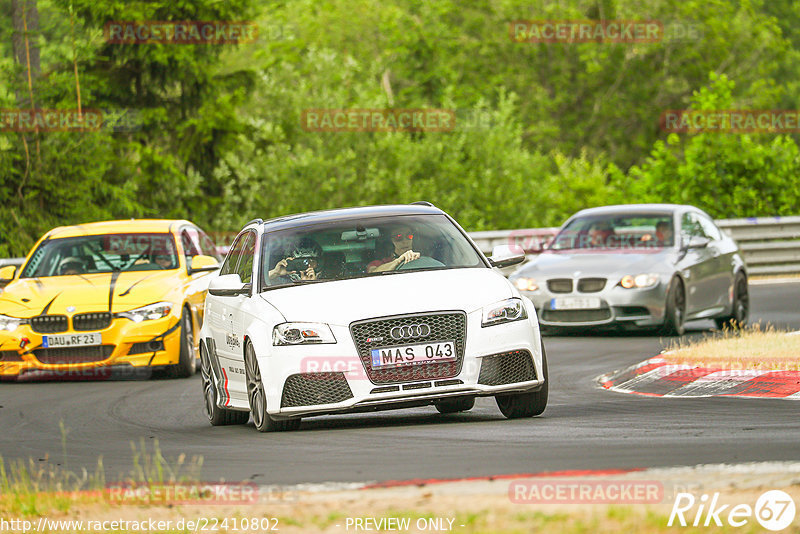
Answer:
[169,308,197,378]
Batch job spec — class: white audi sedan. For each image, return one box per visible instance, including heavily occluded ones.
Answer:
[199,203,548,431]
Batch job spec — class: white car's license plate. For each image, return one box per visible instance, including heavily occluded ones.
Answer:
[371,341,457,369]
[42,333,102,348]
[551,297,603,310]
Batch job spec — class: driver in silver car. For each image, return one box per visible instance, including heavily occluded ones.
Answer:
[367,225,421,273]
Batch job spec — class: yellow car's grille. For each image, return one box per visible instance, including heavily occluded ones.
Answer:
[33,345,115,364]
[30,315,69,333]
[73,312,112,331]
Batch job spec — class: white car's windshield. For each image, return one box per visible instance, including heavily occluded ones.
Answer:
[20,233,180,278]
[549,213,675,251]
[260,214,484,289]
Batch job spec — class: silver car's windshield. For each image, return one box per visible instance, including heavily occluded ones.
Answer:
[20,233,180,278]
[260,214,484,290]
[550,213,675,251]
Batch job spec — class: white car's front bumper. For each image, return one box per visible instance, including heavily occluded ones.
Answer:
[258,309,545,418]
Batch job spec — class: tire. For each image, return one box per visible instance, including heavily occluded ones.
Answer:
[660,278,686,336]
[244,342,301,432]
[200,343,249,426]
[169,308,197,378]
[495,341,548,419]
[434,396,475,414]
[715,273,748,330]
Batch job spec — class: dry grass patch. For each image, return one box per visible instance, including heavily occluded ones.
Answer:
[665,325,800,371]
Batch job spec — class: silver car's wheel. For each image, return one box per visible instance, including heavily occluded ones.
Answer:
[715,273,748,330]
[661,278,686,336]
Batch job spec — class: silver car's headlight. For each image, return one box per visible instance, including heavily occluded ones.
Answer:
[482,298,528,327]
[514,277,540,292]
[114,302,173,323]
[619,273,660,289]
[0,314,27,332]
[273,323,336,345]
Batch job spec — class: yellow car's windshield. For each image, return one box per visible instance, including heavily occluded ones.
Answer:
[21,233,179,277]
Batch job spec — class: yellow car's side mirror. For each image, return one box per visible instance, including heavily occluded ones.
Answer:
[0,265,17,282]
[188,255,220,275]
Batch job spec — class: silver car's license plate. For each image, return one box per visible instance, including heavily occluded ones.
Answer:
[42,333,102,348]
[371,341,456,369]
[551,297,602,310]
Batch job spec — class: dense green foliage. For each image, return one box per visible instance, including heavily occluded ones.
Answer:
[1,0,799,255]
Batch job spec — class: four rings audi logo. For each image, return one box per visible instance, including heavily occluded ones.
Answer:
[390,324,431,339]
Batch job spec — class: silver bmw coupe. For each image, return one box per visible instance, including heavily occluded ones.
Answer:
[508,204,748,335]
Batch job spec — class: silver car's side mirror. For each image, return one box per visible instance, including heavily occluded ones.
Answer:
[683,235,711,250]
[208,274,251,297]
[488,244,526,268]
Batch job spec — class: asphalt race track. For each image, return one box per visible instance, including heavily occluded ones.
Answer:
[2,282,799,486]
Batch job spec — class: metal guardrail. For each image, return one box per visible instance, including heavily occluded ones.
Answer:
[717,216,800,275]
[2,216,799,278]
[469,216,800,277]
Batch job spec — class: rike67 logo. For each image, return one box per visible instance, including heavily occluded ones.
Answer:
[669,490,796,531]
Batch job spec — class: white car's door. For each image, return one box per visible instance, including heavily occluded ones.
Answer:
[225,231,257,399]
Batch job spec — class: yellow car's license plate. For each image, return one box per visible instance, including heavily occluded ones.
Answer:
[42,333,102,348]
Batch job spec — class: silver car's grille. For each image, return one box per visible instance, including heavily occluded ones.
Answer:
[547,279,573,293]
[477,350,537,386]
[541,309,612,323]
[280,372,354,407]
[350,312,466,385]
[577,278,606,293]
[30,315,69,334]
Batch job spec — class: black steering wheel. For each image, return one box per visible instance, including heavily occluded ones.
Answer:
[395,255,445,270]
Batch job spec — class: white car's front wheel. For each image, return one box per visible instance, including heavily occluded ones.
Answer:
[495,341,548,419]
[244,342,301,432]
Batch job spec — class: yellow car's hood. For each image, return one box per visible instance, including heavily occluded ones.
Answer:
[0,271,182,317]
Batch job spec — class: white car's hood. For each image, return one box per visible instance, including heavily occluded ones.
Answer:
[260,268,513,325]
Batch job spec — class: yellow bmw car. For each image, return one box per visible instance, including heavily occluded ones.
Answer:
[0,220,221,380]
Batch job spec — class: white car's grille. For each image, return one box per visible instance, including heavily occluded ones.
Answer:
[350,311,466,385]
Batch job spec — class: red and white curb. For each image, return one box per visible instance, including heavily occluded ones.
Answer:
[598,356,800,399]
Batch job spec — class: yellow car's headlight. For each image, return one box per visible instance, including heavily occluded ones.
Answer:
[0,314,27,332]
[114,302,173,323]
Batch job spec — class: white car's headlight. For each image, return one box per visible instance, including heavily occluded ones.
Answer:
[619,273,660,289]
[273,323,336,345]
[114,302,173,323]
[0,314,27,332]
[482,298,528,327]
[514,277,540,292]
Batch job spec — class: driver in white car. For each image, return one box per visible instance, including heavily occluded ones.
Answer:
[367,225,421,273]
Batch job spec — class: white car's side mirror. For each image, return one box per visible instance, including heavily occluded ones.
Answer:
[488,244,526,268]
[208,274,250,297]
